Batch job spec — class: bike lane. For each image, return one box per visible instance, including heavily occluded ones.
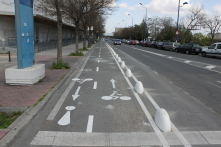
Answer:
[11,41,169,147]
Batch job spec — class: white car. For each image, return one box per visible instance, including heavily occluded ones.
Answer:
[202,43,221,58]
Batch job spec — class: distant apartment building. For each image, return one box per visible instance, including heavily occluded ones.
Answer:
[0,0,77,43]
[207,33,221,40]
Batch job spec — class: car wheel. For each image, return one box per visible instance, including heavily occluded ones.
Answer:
[202,52,206,57]
[175,49,178,53]
[186,50,189,54]
[195,53,199,55]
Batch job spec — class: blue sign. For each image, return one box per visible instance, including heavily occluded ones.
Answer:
[15,0,34,69]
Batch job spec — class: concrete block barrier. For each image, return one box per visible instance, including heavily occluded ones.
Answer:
[117,57,122,63]
[126,68,132,77]
[135,81,144,94]
[155,108,171,132]
[121,61,125,68]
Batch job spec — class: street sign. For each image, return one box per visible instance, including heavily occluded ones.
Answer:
[176,31,179,35]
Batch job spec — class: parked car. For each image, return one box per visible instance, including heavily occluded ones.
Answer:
[175,43,202,55]
[164,42,181,51]
[126,40,131,44]
[113,39,121,45]
[201,43,221,58]
[122,39,126,43]
[135,40,139,45]
[149,41,157,48]
[144,41,152,47]
[129,40,137,45]
[157,42,166,49]
[139,41,143,46]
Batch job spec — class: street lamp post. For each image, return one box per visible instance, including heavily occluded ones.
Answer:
[139,3,147,41]
[175,1,188,43]
[128,14,133,40]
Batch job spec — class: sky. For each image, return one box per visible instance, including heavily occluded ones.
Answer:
[105,0,221,35]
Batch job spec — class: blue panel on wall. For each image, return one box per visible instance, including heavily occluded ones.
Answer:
[19,0,33,8]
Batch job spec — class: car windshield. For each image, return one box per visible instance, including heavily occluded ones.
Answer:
[193,44,201,48]
[174,43,180,46]
[115,40,120,42]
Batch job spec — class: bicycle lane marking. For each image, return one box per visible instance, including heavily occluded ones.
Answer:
[47,49,94,121]
[106,43,170,147]
[109,43,192,147]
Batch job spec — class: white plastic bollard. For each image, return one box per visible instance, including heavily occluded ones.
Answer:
[135,81,144,94]
[121,61,125,68]
[126,68,132,77]
[117,57,122,63]
[155,108,171,132]
[115,54,118,58]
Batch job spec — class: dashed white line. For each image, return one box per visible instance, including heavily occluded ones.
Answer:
[96,67,99,72]
[86,115,94,133]
[208,81,221,89]
[93,82,97,89]
[217,81,221,84]
[205,65,216,69]
[98,60,100,63]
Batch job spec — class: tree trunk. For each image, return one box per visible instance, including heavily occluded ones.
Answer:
[211,36,214,44]
[83,24,87,49]
[75,21,79,52]
[55,0,62,64]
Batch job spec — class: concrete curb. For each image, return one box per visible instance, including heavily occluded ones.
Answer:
[0,44,97,147]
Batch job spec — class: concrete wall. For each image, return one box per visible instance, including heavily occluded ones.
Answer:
[0,16,75,42]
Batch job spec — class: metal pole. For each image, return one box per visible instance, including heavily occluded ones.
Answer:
[144,7,147,41]
[132,17,133,40]
[8,51,11,62]
[175,0,180,43]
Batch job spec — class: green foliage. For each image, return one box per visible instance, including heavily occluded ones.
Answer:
[68,50,84,56]
[49,59,70,69]
[39,79,43,82]
[191,33,212,46]
[0,111,23,129]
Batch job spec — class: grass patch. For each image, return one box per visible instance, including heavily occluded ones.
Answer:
[68,50,84,56]
[39,79,43,82]
[49,60,70,69]
[33,94,47,107]
[0,111,23,129]
[0,52,9,54]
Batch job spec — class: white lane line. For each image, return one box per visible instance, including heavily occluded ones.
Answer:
[110,79,116,88]
[122,45,221,74]
[47,51,93,120]
[217,81,221,84]
[112,44,192,147]
[208,81,221,89]
[184,60,191,63]
[99,55,100,57]
[106,44,170,147]
[96,67,99,72]
[98,60,100,63]
[93,82,97,89]
[205,65,216,69]
[86,115,94,133]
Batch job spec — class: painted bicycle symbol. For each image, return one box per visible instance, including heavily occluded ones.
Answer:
[72,78,93,84]
[101,91,131,101]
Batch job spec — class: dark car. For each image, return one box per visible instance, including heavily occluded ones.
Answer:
[157,42,168,50]
[139,41,143,46]
[144,41,152,47]
[113,39,121,45]
[175,43,202,55]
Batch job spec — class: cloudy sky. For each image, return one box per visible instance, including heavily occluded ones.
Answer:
[105,0,221,34]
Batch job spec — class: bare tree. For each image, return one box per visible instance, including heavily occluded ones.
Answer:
[179,5,206,43]
[36,0,64,64]
[62,0,117,52]
[202,14,221,43]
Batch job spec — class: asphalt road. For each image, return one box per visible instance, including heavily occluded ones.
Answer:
[11,40,221,147]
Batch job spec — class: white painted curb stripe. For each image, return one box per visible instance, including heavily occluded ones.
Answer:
[96,67,99,72]
[86,115,94,133]
[93,82,97,89]
[106,44,170,147]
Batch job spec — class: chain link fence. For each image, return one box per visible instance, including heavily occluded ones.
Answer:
[0,37,84,53]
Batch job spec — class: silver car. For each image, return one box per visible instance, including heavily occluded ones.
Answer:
[164,42,181,51]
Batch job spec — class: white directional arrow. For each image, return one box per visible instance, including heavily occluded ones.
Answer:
[110,79,116,88]
[72,86,81,100]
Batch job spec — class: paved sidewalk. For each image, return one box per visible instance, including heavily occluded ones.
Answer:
[0,42,89,139]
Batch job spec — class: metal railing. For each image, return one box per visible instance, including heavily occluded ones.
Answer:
[0,37,84,53]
